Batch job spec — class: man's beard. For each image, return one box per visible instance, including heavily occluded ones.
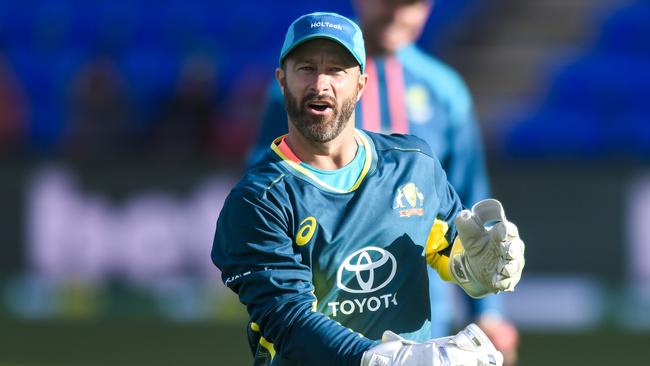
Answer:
[284,87,357,143]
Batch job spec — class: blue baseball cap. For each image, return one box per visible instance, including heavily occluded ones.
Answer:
[279,12,366,72]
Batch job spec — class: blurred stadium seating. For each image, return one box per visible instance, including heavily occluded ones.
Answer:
[506,1,650,159]
[0,0,484,156]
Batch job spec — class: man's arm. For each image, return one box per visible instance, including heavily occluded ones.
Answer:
[211,190,374,366]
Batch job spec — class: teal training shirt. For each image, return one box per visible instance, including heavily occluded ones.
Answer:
[213,130,464,365]
[250,44,501,334]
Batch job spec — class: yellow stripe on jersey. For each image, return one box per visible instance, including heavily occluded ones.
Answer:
[311,291,318,311]
[348,131,373,191]
[259,337,276,359]
[250,322,276,360]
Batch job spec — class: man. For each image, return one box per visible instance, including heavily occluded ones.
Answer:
[212,12,525,366]
[249,1,519,363]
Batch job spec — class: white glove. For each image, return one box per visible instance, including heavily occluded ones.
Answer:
[451,199,525,298]
[361,323,503,366]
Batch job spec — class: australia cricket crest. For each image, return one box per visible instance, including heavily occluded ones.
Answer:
[393,182,425,217]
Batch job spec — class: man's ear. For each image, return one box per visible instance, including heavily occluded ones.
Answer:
[275,67,286,96]
[356,72,368,102]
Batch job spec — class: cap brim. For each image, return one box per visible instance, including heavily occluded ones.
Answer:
[280,34,364,71]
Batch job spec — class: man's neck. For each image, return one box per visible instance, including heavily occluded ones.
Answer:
[285,123,358,171]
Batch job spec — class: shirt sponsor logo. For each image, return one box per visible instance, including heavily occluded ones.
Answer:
[337,246,397,293]
[330,246,399,317]
[327,293,398,317]
[327,246,397,317]
[393,182,425,217]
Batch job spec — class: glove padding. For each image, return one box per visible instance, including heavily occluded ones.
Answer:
[451,199,525,298]
[361,323,503,366]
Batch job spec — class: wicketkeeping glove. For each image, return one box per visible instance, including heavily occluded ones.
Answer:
[361,323,503,366]
[450,199,525,298]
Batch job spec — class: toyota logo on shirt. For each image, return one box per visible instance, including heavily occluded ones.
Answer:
[336,246,397,294]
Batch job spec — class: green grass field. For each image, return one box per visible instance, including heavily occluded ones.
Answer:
[1,317,648,365]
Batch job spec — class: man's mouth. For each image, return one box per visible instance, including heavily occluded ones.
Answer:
[306,100,334,113]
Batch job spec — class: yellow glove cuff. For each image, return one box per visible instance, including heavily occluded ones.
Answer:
[425,218,462,282]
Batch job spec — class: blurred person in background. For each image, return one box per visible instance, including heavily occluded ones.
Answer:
[250,0,519,364]
[154,53,221,159]
[211,65,265,162]
[0,54,29,155]
[64,55,133,160]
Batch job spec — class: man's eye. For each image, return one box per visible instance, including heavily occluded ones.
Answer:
[299,66,314,71]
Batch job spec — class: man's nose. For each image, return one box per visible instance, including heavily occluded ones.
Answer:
[311,72,332,94]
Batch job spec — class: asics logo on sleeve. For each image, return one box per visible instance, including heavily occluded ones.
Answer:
[295,216,317,246]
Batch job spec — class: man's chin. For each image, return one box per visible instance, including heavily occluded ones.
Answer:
[299,113,337,129]
[301,128,337,143]
[302,115,329,125]
[295,121,340,143]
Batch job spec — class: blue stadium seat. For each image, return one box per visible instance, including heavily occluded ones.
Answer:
[546,55,650,112]
[1,1,35,49]
[505,0,650,158]
[94,0,140,51]
[30,0,73,49]
[596,2,650,57]
[118,47,181,123]
[67,3,101,49]
[506,108,607,159]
